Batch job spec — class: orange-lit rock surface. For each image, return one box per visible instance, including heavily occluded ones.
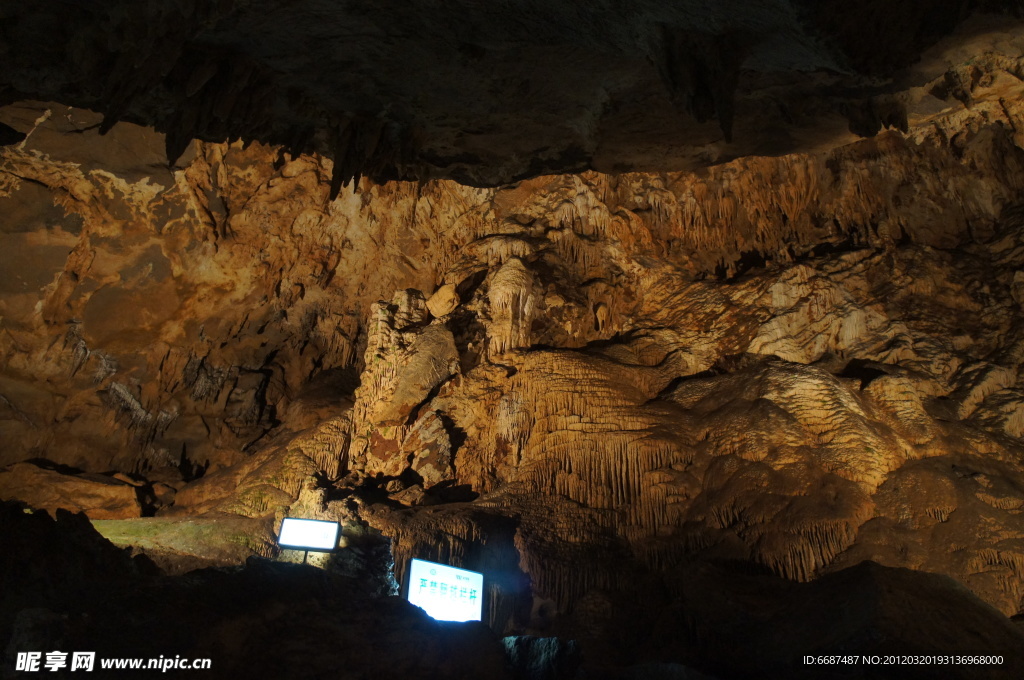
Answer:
[0,462,141,519]
[2,20,1024,645]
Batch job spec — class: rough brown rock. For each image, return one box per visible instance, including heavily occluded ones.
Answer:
[0,462,141,519]
[90,514,277,573]
[426,284,460,319]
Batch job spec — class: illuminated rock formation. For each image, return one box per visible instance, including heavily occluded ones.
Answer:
[2,6,1024,677]
[0,462,141,520]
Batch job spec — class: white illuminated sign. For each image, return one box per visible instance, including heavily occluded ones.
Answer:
[407,558,483,622]
[277,518,340,551]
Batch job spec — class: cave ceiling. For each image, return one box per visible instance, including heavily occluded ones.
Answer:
[3,0,1021,187]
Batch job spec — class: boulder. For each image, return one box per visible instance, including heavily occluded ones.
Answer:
[0,462,141,519]
[427,284,460,318]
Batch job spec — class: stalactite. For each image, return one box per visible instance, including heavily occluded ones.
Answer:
[487,257,536,356]
[101,382,178,452]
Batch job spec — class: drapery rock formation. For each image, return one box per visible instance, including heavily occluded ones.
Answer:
[3,4,1024,678]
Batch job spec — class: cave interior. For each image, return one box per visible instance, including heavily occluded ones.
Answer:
[3,1,1024,679]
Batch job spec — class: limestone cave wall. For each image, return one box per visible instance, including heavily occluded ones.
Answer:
[2,14,1024,655]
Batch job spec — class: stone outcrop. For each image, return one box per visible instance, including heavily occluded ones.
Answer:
[90,514,277,573]
[0,462,141,519]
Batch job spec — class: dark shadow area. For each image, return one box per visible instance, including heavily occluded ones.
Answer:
[4,503,1024,679]
[427,481,479,504]
[21,458,86,476]
[838,358,892,390]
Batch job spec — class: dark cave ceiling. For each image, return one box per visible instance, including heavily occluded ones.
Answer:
[2,0,1022,189]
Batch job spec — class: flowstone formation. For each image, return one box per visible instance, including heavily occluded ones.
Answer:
[3,10,1024,677]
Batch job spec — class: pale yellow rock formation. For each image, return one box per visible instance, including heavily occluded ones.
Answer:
[426,284,459,319]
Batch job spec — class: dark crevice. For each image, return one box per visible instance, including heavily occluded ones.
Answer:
[837,359,892,389]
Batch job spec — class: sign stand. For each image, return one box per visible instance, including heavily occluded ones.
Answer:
[275,517,343,565]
